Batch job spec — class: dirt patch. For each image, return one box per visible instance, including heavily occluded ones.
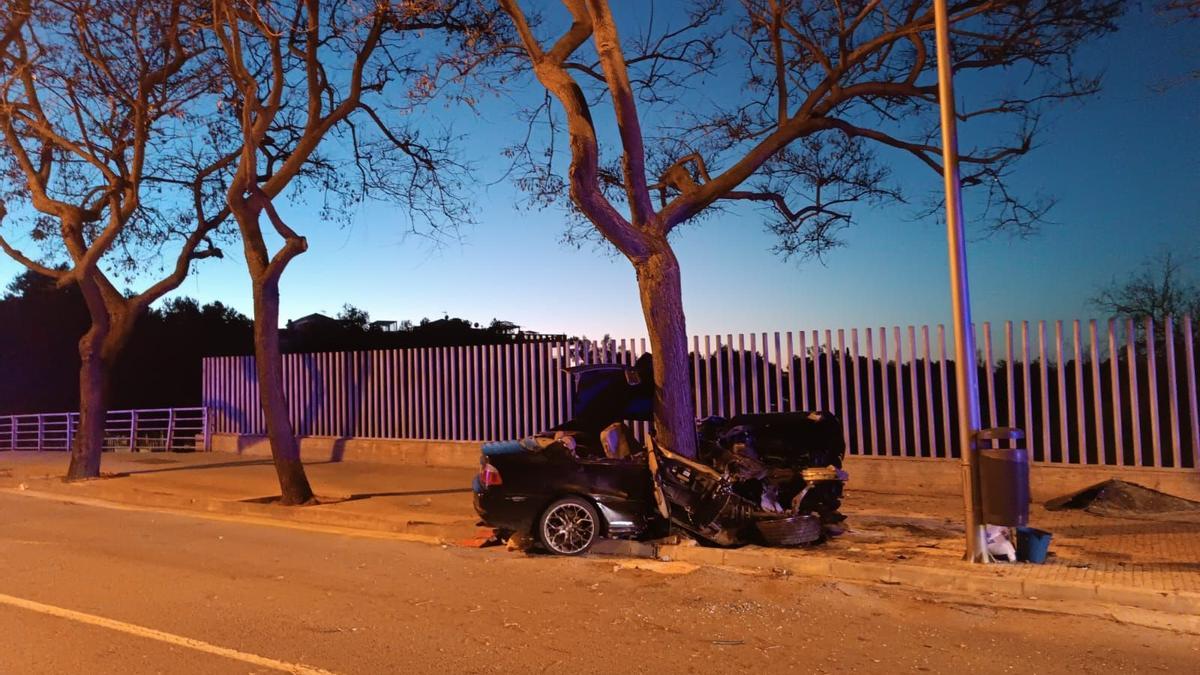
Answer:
[1046,480,1200,520]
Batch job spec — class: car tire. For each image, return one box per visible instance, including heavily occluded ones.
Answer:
[538,496,600,555]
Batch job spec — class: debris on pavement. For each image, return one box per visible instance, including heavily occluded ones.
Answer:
[985,525,1017,562]
[1046,480,1200,520]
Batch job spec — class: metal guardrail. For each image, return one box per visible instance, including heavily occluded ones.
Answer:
[0,407,209,452]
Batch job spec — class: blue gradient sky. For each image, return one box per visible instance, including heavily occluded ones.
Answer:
[2,5,1197,341]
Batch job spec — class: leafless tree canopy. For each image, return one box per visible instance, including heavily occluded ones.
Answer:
[501,0,1123,259]
[206,0,502,245]
[1092,251,1200,323]
[0,0,224,299]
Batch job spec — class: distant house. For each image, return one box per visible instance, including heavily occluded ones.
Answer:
[369,320,399,332]
[285,313,338,331]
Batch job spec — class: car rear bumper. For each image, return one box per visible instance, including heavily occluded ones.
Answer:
[473,487,538,535]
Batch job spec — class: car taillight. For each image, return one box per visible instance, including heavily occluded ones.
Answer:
[479,461,502,487]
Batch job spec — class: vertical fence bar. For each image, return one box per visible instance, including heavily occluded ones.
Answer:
[1038,322,1051,463]
[783,332,796,413]
[559,341,570,428]
[715,335,726,417]
[202,407,210,450]
[906,326,921,457]
[825,330,836,416]
[1126,319,1142,465]
[880,328,892,455]
[471,346,481,439]
[1145,317,1162,468]
[1055,321,1069,463]
[1004,322,1015,427]
[737,334,748,414]
[851,329,864,455]
[763,332,774,413]
[166,409,176,451]
[420,349,430,439]
[812,330,824,410]
[483,346,492,440]
[1108,320,1124,466]
[749,333,760,413]
[542,342,553,434]
[938,325,951,459]
[774,332,785,415]
[798,331,809,410]
[922,326,935,458]
[833,331,846,439]
[463,346,472,440]
[692,336,702,417]
[1184,315,1199,467]
[441,347,451,439]
[982,322,996,429]
[514,343,525,439]
[704,336,715,417]
[447,348,456,440]
[1020,322,1033,460]
[404,348,414,438]
[339,352,349,437]
[392,349,401,438]
[866,327,878,455]
[1088,320,1103,466]
[504,344,515,439]
[892,327,907,455]
[1072,320,1087,463]
[725,334,736,415]
[1165,316,1181,468]
[526,342,536,437]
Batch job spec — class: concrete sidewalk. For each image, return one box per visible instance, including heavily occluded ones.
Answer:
[3,450,1198,629]
[0,451,483,542]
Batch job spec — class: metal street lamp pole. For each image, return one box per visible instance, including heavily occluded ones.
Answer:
[933,0,988,563]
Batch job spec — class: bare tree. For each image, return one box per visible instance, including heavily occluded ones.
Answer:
[1092,250,1200,339]
[0,0,227,480]
[497,0,1121,458]
[209,0,487,503]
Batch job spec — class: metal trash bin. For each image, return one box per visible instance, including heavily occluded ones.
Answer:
[976,427,1029,527]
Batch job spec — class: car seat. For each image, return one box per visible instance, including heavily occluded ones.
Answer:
[599,421,640,460]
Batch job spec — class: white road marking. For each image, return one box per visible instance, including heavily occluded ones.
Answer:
[0,592,338,675]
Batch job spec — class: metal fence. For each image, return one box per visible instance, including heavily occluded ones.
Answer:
[201,317,1199,470]
[0,407,209,452]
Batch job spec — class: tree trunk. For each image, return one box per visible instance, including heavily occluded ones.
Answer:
[634,246,699,459]
[252,275,314,505]
[66,323,109,480]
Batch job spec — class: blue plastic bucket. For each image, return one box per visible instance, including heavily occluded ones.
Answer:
[1016,527,1052,563]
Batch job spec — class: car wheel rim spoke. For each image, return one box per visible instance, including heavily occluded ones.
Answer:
[545,503,594,553]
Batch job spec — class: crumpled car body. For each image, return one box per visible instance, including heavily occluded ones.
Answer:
[472,354,848,555]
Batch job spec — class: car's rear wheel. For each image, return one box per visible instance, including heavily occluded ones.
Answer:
[538,497,599,555]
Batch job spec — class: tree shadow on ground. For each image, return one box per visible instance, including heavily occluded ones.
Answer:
[103,458,336,478]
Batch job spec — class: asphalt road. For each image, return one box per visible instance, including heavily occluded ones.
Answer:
[0,492,1196,674]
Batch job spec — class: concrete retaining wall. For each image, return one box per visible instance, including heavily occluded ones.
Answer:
[842,456,1200,502]
[211,433,1200,501]
[210,433,481,469]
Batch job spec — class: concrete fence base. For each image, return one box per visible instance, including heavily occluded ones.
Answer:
[211,433,1200,502]
[210,433,481,469]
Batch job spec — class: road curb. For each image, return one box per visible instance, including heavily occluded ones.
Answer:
[5,483,483,543]
[655,542,1200,625]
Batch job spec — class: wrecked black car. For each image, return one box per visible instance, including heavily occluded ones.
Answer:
[472,354,848,555]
